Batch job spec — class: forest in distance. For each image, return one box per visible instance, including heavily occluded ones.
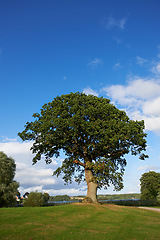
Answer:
[98,193,140,200]
[49,193,140,202]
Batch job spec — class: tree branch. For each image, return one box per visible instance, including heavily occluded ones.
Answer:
[73,160,85,167]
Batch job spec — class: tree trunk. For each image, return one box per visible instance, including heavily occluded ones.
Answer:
[85,169,98,203]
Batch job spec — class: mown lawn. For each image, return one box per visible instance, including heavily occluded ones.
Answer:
[0,203,160,240]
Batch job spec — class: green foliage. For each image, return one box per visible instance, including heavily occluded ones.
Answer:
[0,152,19,207]
[140,171,160,200]
[23,191,50,207]
[18,92,148,192]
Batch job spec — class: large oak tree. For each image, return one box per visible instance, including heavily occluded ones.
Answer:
[18,92,148,203]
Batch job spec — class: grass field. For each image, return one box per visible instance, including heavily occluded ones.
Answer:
[0,203,160,240]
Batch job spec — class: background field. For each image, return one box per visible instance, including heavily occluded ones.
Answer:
[0,204,160,240]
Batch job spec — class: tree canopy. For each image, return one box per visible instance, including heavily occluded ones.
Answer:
[0,152,19,207]
[18,92,148,202]
[140,171,160,200]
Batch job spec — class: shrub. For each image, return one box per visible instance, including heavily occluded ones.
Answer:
[23,191,49,207]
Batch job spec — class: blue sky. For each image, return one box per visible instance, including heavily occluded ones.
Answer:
[0,0,160,196]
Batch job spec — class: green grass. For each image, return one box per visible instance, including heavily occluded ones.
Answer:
[0,204,160,240]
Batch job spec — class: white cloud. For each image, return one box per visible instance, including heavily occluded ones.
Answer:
[106,16,127,30]
[0,141,33,155]
[105,78,160,101]
[143,97,160,116]
[0,139,88,196]
[86,76,160,134]
[16,162,57,186]
[19,185,45,194]
[102,78,160,133]
[144,117,160,132]
[83,87,99,97]
[87,58,103,69]
[0,140,64,195]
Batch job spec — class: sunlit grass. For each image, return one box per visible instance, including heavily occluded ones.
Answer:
[0,203,160,240]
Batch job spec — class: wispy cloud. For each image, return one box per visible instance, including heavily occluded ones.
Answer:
[87,58,103,69]
[105,16,127,30]
[136,54,160,76]
[151,61,160,75]
[136,56,148,65]
[113,36,122,44]
[157,45,160,58]
[63,76,67,80]
[113,62,122,70]
[137,165,160,171]
[2,137,18,142]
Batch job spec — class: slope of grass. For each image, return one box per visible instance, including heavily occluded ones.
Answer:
[0,203,160,240]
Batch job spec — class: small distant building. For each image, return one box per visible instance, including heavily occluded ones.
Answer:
[16,196,20,202]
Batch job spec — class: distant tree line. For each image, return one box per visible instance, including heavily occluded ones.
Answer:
[49,195,71,201]
[97,193,140,201]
